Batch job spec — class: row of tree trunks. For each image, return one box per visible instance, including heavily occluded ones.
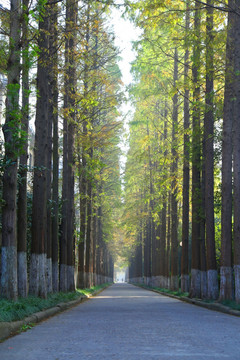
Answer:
[129,2,218,300]
[127,0,240,304]
[1,1,116,300]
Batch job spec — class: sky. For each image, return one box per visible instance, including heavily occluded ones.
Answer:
[109,5,142,167]
[109,6,141,87]
[0,0,8,9]
[0,0,141,161]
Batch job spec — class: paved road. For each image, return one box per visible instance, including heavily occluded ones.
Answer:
[0,283,240,359]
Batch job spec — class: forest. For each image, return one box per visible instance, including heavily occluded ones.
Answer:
[0,0,240,306]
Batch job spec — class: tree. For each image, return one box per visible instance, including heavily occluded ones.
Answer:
[219,0,235,301]
[181,0,190,293]
[1,0,21,300]
[205,0,218,300]
[17,0,30,298]
[60,0,78,292]
[170,47,179,291]
[29,2,49,298]
[51,0,59,293]
[189,1,202,299]
[233,0,240,303]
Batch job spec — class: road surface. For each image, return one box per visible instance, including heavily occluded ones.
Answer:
[0,283,240,359]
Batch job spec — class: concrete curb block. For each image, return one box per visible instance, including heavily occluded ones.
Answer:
[0,285,110,342]
[133,284,240,317]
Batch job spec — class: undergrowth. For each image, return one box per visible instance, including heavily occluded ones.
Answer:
[220,300,240,311]
[135,283,189,298]
[135,283,240,311]
[0,283,110,322]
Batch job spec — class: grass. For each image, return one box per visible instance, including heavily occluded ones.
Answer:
[135,282,189,298]
[135,283,240,312]
[220,300,240,311]
[0,283,110,322]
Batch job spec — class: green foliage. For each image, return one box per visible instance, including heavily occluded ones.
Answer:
[0,283,110,322]
[19,323,35,333]
[136,283,189,298]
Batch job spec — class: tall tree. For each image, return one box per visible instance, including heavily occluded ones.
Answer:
[205,0,218,299]
[66,0,77,292]
[233,0,240,303]
[60,0,78,292]
[189,1,202,298]
[17,0,29,298]
[170,47,179,291]
[219,0,235,301]
[51,1,59,293]
[181,0,190,293]
[1,0,21,300]
[29,3,49,298]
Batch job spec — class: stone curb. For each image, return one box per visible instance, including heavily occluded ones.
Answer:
[133,284,240,317]
[0,286,109,342]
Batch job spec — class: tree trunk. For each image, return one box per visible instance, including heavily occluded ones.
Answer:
[29,4,49,298]
[66,0,77,291]
[190,1,201,299]
[51,2,59,293]
[17,0,29,298]
[181,0,190,294]
[219,0,235,301]
[205,0,218,300]
[1,0,21,300]
[60,107,68,292]
[85,178,93,288]
[46,38,53,294]
[77,151,87,289]
[233,0,240,303]
[170,47,179,291]
[166,194,171,289]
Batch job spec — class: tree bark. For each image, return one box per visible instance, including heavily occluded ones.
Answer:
[181,0,190,294]
[17,0,29,298]
[85,178,93,288]
[233,0,240,303]
[66,0,77,291]
[1,0,21,300]
[190,1,202,298]
[29,3,49,298]
[51,1,59,293]
[219,0,235,301]
[205,0,218,299]
[166,194,171,289]
[170,48,179,291]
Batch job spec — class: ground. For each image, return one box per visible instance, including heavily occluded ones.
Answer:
[0,283,240,359]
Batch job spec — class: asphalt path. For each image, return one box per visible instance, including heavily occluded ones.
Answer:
[0,283,240,360]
